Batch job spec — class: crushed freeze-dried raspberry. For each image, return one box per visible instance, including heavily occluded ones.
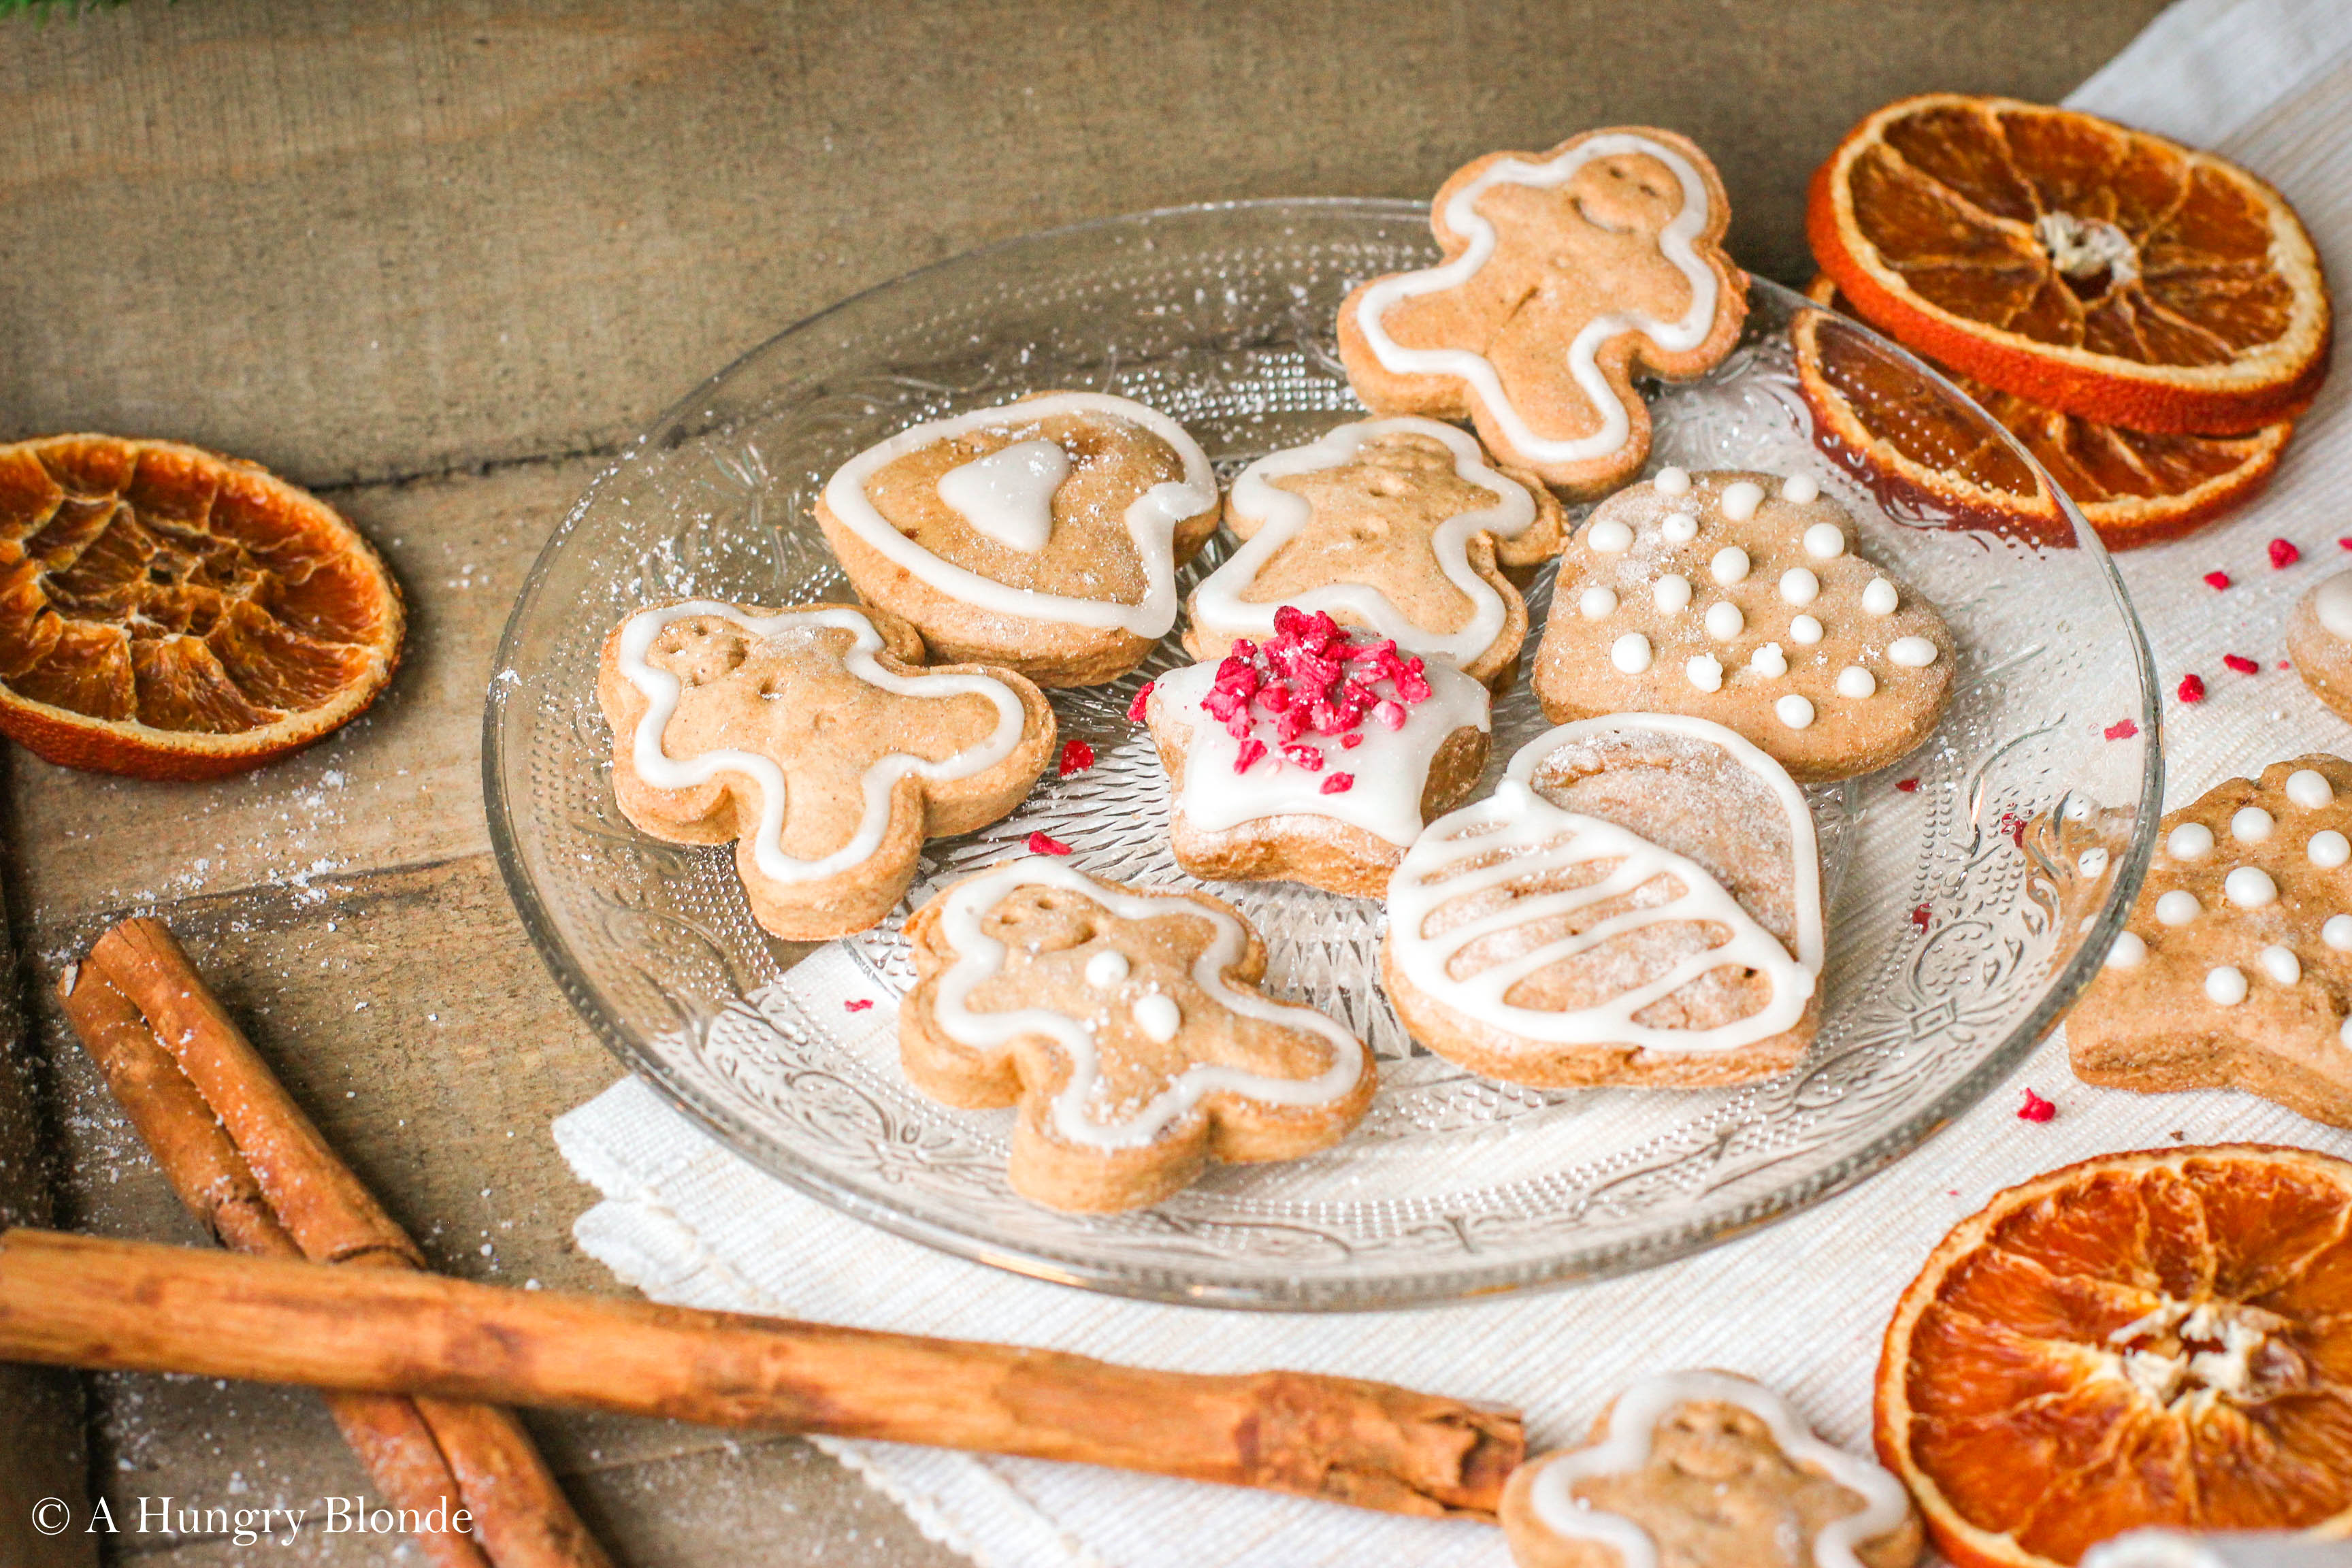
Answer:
[1895,777,1919,793]
[1373,700,1407,730]
[2270,538,2301,569]
[1910,904,1931,932]
[844,998,873,1013]
[1026,831,1073,856]
[1281,742,1325,772]
[2017,1088,2057,1123]
[2104,719,2138,740]
[2178,673,2206,702]
[1321,772,1354,794]
[1233,736,1267,773]
[2202,570,2230,590]
[1058,739,1095,777]
[2223,653,2260,674]
[1191,608,1439,766]
[2340,538,2352,552]
[1126,681,1154,723]
[1340,732,1363,749]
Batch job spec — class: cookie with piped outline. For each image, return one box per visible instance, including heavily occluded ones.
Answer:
[814,391,1221,687]
[2070,754,2352,1129]
[1531,468,1954,782]
[598,600,1056,941]
[901,858,1375,1212]
[2287,569,2352,723]
[1337,127,1747,497]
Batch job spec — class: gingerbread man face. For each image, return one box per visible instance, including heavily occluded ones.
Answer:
[1338,127,1748,497]
[597,601,1056,941]
[900,859,1374,1212]
[1185,418,1566,687]
[2073,755,2352,1129]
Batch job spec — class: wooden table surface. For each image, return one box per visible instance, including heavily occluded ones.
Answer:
[0,2,2168,1562]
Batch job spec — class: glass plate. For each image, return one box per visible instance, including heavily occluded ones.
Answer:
[486,199,2161,1309]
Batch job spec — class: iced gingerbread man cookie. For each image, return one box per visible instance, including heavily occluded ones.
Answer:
[900,858,1375,1212]
[1183,418,1567,689]
[1501,1371,1921,1568]
[1146,606,1492,898]
[1384,714,1823,1088]
[1532,469,1954,782]
[2071,755,2352,1128]
[815,391,1220,687]
[1337,127,1747,497]
[598,601,1056,941]
[2288,569,2352,722]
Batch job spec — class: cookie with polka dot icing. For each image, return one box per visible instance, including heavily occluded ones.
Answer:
[2072,755,2352,1129]
[1183,417,1568,689]
[815,391,1222,687]
[1382,714,1823,1088]
[1500,1370,1921,1568]
[1530,468,1955,782]
[901,857,1376,1211]
[2287,568,2352,723]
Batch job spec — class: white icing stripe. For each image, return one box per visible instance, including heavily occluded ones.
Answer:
[1156,657,1491,847]
[1355,133,1721,465]
[1387,714,1821,1051]
[617,602,1026,885]
[1196,417,1539,667]
[928,858,1367,1149]
[1526,1371,1912,1568]
[823,393,1217,636]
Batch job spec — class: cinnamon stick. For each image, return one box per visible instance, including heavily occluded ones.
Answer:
[65,921,611,1568]
[0,1228,1522,1520]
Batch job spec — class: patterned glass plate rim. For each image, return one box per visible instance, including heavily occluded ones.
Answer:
[485,197,2163,1309]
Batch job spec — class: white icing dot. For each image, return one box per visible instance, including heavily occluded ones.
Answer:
[2261,945,2302,985]
[1612,632,1654,674]
[2310,830,2350,868]
[2342,1015,2352,1047]
[1661,512,1699,544]
[1861,577,1899,617]
[1750,642,1788,678]
[1779,568,1820,606]
[1710,546,1752,585]
[1775,693,1815,730]
[2105,930,2146,968]
[2078,847,2109,877]
[1686,654,1724,693]
[1588,518,1634,553]
[1705,602,1744,642]
[2329,915,2352,951]
[1721,480,1765,522]
[2288,768,2336,809]
[1788,615,1825,646]
[2224,866,2278,908]
[1132,993,1181,1043]
[2205,966,2249,1006]
[2232,806,2275,843]
[1836,665,1877,699]
[1782,474,1820,504]
[1889,636,1939,668]
[2065,797,2095,822]
[1654,573,1693,612]
[1084,950,1130,989]
[2156,890,2202,926]
[1579,585,1618,620]
[1803,522,1846,559]
[2166,823,2214,861]
[1653,466,1691,497]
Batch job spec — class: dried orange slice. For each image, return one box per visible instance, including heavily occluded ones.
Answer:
[1797,278,2291,549]
[1878,1144,2352,1568]
[1810,94,2332,435]
[0,436,404,781]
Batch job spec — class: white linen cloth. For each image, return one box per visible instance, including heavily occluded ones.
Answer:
[557,5,2352,1561]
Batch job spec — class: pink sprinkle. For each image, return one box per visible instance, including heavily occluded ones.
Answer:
[1281,742,1326,772]
[1126,682,1154,723]
[2270,538,2301,569]
[1910,904,1931,932]
[2104,719,2138,740]
[1233,736,1267,773]
[2340,538,2352,552]
[2018,1088,2057,1123]
[2008,817,2027,849]
[844,998,873,1013]
[1320,772,1355,795]
[2178,672,2206,703]
[1058,740,1095,778]
[1026,831,1073,856]
[2202,570,2231,590]
[1340,732,1364,750]
[2223,653,2259,674]
[1895,777,1919,793]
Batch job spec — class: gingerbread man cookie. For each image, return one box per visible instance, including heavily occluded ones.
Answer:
[1337,127,1748,497]
[900,858,1375,1211]
[1384,714,1823,1088]
[1501,1371,1921,1568]
[598,600,1056,941]
[815,391,1221,687]
[2288,569,2352,722]
[1532,469,1954,782]
[1184,418,1567,689]
[1147,606,1492,897]
[2071,755,2352,1129]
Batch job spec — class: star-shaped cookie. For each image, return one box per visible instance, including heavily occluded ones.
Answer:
[598,600,1057,940]
[2072,754,2352,1128]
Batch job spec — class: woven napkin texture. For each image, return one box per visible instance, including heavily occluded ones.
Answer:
[556,5,2352,1561]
